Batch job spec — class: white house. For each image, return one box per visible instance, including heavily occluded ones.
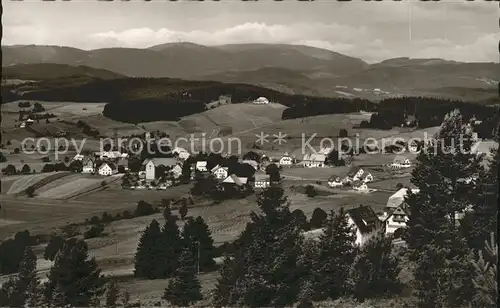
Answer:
[302,153,326,168]
[143,158,178,181]
[279,153,293,166]
[82,158,95,174]
[254,173,270,189]
[211,165,229,180]
[383,205,411,236]
[196,161,208,172]
[327,176,343,188]
[346,206,383,247]
[381,188,419,234]
[98,162,117,176]
[253,97,270,104]
[343,167,364,184]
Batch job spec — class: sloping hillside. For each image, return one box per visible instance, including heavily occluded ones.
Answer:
[2,43,368,79]
[3,44,497,101]
[2,63,126,80]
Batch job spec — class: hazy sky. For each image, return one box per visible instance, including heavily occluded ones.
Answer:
[3,1,499,63]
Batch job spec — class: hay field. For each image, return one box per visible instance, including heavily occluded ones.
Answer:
[4,172,68,195]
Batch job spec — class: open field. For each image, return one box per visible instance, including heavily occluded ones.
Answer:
[36,174,122,199]
[3,172,69,195]
[180,102,287,134]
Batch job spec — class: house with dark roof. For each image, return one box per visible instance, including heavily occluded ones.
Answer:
[82,157,95,174]
[143,158,178,181]
[346,206,384,246]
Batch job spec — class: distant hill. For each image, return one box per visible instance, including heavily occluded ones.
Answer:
[2,63,125,80]
[2,43,367,79]
[2,43,498,101]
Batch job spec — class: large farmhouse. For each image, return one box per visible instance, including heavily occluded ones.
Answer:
[143,158,178,181]
[302,206,383,247]
[346,206,384,246]
[381,188,419,235]
[302,153,326,168]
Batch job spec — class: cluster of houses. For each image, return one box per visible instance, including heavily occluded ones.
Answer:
[303,185,475,248]
[73,151,129,176]
[327,167,374,192]
[302,188,415,247]
[130,148,273,190]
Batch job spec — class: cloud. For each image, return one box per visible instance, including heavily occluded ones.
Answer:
[88,22,368,49]
[411,33,499,63]
[4,19,498,63]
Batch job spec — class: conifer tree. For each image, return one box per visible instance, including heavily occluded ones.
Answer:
[162,203,172,222]
[471,233,497,307]
[212,252,244,307]
[0,278,20,307]
[182,216,216,272]
[403,109,480,308]
[213,186,303,307]
[460,129,499,250]
[159,215,182,278]
[163,247,202,307]
[45,238,106,307]
[133,219,163,279]
[348,235,401,301]
[296,280,315,308]
[17,246,39,307]
[105,280,119,308]
[51,283,68,308]
[315,208,357,300]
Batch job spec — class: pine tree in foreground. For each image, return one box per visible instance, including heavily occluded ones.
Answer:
[51,283,68,308]
[159,215,182,278]
[18,246,40,307]
[45,238,106,307]
[348,235,402,301]
[460,129,499,250]
[471,233,497,307]
[315,208,357,301]
[182,216,216,272]
[105,280,119,308]
[163,247,202,307]
[133,219,163,279]
[212,186,303,307]
[403,110,480,308]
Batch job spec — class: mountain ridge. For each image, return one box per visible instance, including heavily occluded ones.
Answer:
[2,43,498,101]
